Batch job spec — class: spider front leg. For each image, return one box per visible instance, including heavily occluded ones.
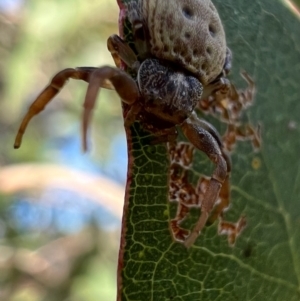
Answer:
[82,67,139,150]
[181,113,228,248]
[14,66,140,151]
[201,47,232,100]
[107,34,140,71]
[14,67,95,149]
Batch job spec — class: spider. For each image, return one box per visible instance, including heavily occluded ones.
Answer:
[14,0,234,247]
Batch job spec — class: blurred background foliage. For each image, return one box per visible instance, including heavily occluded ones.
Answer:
[0,0,299,301]
[0,0,125,300]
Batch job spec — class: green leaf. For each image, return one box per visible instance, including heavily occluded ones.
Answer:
[117,0,300,300]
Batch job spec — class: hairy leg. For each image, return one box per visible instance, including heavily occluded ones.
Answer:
[181,113,227,247]
[14,66,139,151]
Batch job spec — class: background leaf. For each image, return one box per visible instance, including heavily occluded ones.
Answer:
[117,0,300,300]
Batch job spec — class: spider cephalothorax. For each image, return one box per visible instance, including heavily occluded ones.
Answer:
[14,0,239,247]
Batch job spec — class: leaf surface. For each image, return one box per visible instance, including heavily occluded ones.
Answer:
[117,0,300,300]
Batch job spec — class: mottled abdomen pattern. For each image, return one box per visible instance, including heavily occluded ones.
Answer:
[142,0,226,85]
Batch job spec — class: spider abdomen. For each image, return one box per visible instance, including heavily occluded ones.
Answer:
[142,0,226,85]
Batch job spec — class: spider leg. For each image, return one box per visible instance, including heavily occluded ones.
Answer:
[107,34,140,71]
[207,173,230,224]
[223,47,232,75]
[181,113,228,248]
[14,66,140,152]
[81,66,140,151]
[126,1,150,59]
[187,115,232,225]
[201,77,231,100]
[14,67,97,149]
